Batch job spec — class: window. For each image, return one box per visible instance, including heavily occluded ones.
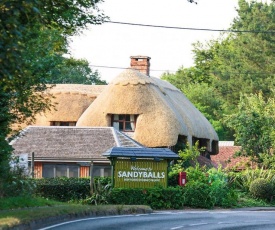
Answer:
[50,121,76,126]
[112,114,137,132]
[93,165,111,177]
[42,164,79,178]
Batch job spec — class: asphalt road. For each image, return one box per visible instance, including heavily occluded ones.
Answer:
[38,210,275,230]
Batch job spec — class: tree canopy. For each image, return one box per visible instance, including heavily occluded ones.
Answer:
[226,92,275,163]
[46,58,107,85]
[0,0,107,190]
[162,0,275,141]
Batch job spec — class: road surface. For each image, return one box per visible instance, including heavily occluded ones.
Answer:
[39,210,275,230]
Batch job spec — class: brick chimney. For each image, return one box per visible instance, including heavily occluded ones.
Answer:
[130,56,151,76]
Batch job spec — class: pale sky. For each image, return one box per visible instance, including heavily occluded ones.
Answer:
[69,0,240,83]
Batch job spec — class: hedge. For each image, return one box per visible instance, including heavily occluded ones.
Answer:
[34,177,111,202]
[33,177,237,209]
[107,186,185,210]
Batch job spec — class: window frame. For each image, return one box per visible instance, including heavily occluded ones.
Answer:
[111,114,138,132]
[50,121,76,126]
[42,163,80,178]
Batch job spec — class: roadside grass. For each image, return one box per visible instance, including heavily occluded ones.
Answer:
[1,193,274,229]
[0,196,152,230]
[0,196,62,210]
[234,192,273,208]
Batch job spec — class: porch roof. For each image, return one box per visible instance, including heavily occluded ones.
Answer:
[103,147,179,159]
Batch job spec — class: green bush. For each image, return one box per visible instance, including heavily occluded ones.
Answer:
[108,184,237,210]
[108,188,147,205]
[209,180,238,208]
[167,142,203,187]
[186,165,208,184]
[206,168,238,207]
[107,187,185,210]
[183,181,215,209]
[2,176,35,198]
[228,169,275,192]
[34,177,111,202]
[146,187,185,209]
[249,178,273,201]
[82,179,112,205]
[1,156,36,197]
[168,170,179,187]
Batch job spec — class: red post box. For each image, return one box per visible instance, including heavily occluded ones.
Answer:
[178,172,187,186]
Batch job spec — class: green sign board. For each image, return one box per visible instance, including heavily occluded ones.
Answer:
[114,159,168,188]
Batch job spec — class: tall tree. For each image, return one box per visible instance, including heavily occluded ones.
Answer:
[226,92,275,162]
[199,0,275,108]
[0,0,106,192]
[1,0,106,125]
[22,21,107,85]
[162,0,275,140]
[47,58,107,85]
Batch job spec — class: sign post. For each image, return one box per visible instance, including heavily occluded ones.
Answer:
[90,160,94,195]
[103,147,179,189]
[114,158,167,188]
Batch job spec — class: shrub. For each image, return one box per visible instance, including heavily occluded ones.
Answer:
[249,178,273,201]
[0,155,36,198]
[168,142,203,187]
[186,165,208,184]
[168,170,179,187]
[82,179,112,205]
[107,187,185,210]
[209,180,238,207]
[206,167,238,207]
[183,181,215,209]
[34,177,111,202]
[2,176,35,198]
[182,167,238,209]
[103,183,237,209]
[108,188,147,205]
[229,169,275,192]
[146,187,185,209]
[259,153,275,169]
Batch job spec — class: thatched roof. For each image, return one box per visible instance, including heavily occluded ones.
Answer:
[34,84,106,125]
[11,126,143,162]
[76,69,218,151]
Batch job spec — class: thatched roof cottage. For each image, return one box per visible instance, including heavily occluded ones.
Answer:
[32,84,106,126]
[17,56,219,154]
[11,56,219,178]
[76,56,219,155]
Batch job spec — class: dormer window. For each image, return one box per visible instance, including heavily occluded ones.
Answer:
[112,114,137,132]
[50,121,76,126]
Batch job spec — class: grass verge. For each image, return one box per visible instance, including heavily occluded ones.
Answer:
[0,196,62,210]
[233,192,274,208]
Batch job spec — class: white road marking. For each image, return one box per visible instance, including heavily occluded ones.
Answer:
[217,222,233,225]
[38,214,136,230]
[170,226,184,230]
[189,223,208,226]
[152,212,176,215]
[39,210,275,230]
[153,211,209,215]
[135,214,149,216]
[243,220,270,223]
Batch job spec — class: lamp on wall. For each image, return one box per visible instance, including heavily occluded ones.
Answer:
[130,157,137,161]
[154,157,161,162]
